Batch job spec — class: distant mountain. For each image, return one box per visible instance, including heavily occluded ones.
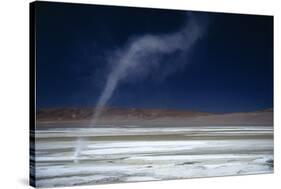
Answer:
[188,111,273,126]
[36,107,273,127]
[36,107,213,121]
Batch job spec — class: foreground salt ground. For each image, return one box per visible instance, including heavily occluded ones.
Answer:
[32,125,273,187]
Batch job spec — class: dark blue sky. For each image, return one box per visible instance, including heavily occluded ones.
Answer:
[35,2,273,113]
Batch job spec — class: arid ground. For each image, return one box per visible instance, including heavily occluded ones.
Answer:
[31,108,273,187]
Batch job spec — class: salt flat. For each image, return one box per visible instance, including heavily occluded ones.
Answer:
[32,124,273,187]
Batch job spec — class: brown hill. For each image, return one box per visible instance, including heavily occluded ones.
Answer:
[36,107,213,121]
[36,107,273,127]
